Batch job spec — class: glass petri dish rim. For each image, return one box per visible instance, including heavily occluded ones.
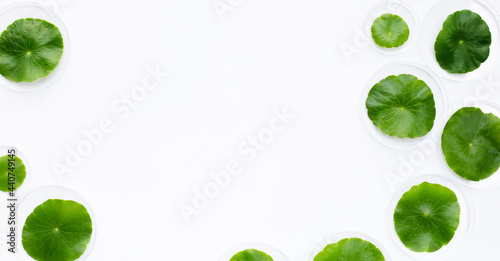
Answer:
[361,61,448,150]
[0,2,71,92]
[15,185,97,261]
[438,101,500,189]
[418,0,500,82]
[386,174,474,260]
[218,242,289,261]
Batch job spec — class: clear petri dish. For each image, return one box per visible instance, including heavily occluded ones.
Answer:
[0,2,70,92]
[219,242,288,261]
[387,174,474,260]
[364,0,419,55]
[439,101,500,189]
[16,186,96,261]
[419,0,500,82]
[0,145,31,196]
[361,62,448,150]
[308,231,391,261]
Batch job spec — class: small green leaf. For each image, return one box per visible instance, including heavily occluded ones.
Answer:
[442,107,500,181]
[22,199,93,261]
[0,155,26,192]
[366,74,436,138]
[230,249,273,261]
[435,10,492,74]
[394,182,460,253]
[371,13,410,48]
[0,18,64,82]
[313,238,385,261]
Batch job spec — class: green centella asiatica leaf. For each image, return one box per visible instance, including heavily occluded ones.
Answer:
[394,182,460,253]
[230,249,273,261]
[313,238,385,261]
[366,74,436,138]
[442,107,500,181]
[0,18,64,82]
[22,199,93,261]
[371,13,410,48]
[435,10,492,74]
[0,154,26,192]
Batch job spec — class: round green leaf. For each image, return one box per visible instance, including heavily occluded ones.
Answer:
[442,107,500,181]
[434,10,492,74]
[313,238,385,261]
[230,249,273,261]
[22,199,93,261]
[0,154,26,192]
[371,13,410,48]
[366,74,436,138]
[0,18,64,82]
[394,182,460,253]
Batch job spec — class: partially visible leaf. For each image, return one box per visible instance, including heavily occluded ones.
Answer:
[435,10,491,74]
[313,238,385,261]
[22,199,93,261]
[442,107,500,181]
[371,13,410,48]
[394,182,460,252]
[366,74,436,138]
[0,155,26,192]
[0,18,64,82]
[230,249,273,261]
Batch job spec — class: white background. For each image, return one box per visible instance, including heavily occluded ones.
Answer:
[1,0,500,260]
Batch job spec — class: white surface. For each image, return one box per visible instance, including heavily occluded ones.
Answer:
[1,0,500,260]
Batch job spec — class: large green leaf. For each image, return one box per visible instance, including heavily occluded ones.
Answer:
[442,107,500,181]
[22,199,93,261]
[394,182,460,253]
[313,238,385,261]
[435,10,491,74]
[371,13,410,48]
[366,74,436,138]
[0,154,26,192]
[0,18,64,82]
[229,249,273,261]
